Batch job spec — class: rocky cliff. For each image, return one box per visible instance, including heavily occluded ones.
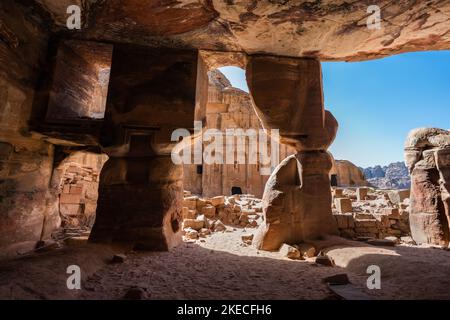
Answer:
[363,162,411,190]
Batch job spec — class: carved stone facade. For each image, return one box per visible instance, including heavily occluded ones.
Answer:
[183,70,296,198]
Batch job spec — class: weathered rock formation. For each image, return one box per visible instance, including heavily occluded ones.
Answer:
[405,128,450,246]
[249,57,339,251]
[34,0,450,62]
[88,46,208,250]
[331,159,368,187]
[183,70,295,198]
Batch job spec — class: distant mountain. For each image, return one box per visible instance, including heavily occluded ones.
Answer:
[361,162,411,190]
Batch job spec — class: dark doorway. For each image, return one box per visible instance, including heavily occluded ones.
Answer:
[330,174,338,187]
[231,186,243,195]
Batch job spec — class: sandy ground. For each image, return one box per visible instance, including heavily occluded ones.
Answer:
[0,229,449,300]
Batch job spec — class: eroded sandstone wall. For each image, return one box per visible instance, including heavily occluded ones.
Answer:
[0,0,59,255]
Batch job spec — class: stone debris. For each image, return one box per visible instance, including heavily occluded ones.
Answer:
[332,187,411,242]
[213,220,226,232]
[181,194,264,241]
[297,243,317,259]
[279,244,302,260]
[241,234,254,245]
[184,228,199,240]
[183,187,414,246]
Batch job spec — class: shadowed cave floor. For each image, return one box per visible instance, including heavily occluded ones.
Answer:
[0,230,449,300]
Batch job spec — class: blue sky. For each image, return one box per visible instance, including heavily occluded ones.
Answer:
[219,51,450,168]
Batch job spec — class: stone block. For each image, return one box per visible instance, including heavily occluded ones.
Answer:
[333,188,344,198]
[196,198,208,212]
[209,196,225,207]
[355,212,375,219]
[182,207,197,219]
[69,185,83,195]
[183,219,204,231]
[388,189,410,204]
[356,187,368,201]
[383,208,400,218]
[333,213,353,229]
[183,197,198,210]
[60,193,82,204]
[335,198,352,214]
[201,205,216,218]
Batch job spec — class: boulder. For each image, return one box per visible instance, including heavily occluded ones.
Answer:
[298,243,317,258]
[279,244,301,260]
[184,228,199,240]
[183,219,204,231]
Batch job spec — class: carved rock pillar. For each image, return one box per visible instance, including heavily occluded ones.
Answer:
[90,45,207,250]
[247,56,339,251]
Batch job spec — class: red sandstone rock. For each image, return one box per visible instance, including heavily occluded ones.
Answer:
[405,128,450,246]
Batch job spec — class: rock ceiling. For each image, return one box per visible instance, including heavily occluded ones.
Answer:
[35,0,450,61]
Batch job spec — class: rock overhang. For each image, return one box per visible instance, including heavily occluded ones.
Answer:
[30,0,450,62]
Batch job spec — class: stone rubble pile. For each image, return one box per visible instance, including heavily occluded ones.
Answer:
[181,191,263,240]
[332,187,412,242]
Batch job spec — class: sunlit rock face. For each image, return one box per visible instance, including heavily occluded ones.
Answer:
[405,128,450,247]
[35,0,450,61]
[331,160,368,188]
[249,57,339,251]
